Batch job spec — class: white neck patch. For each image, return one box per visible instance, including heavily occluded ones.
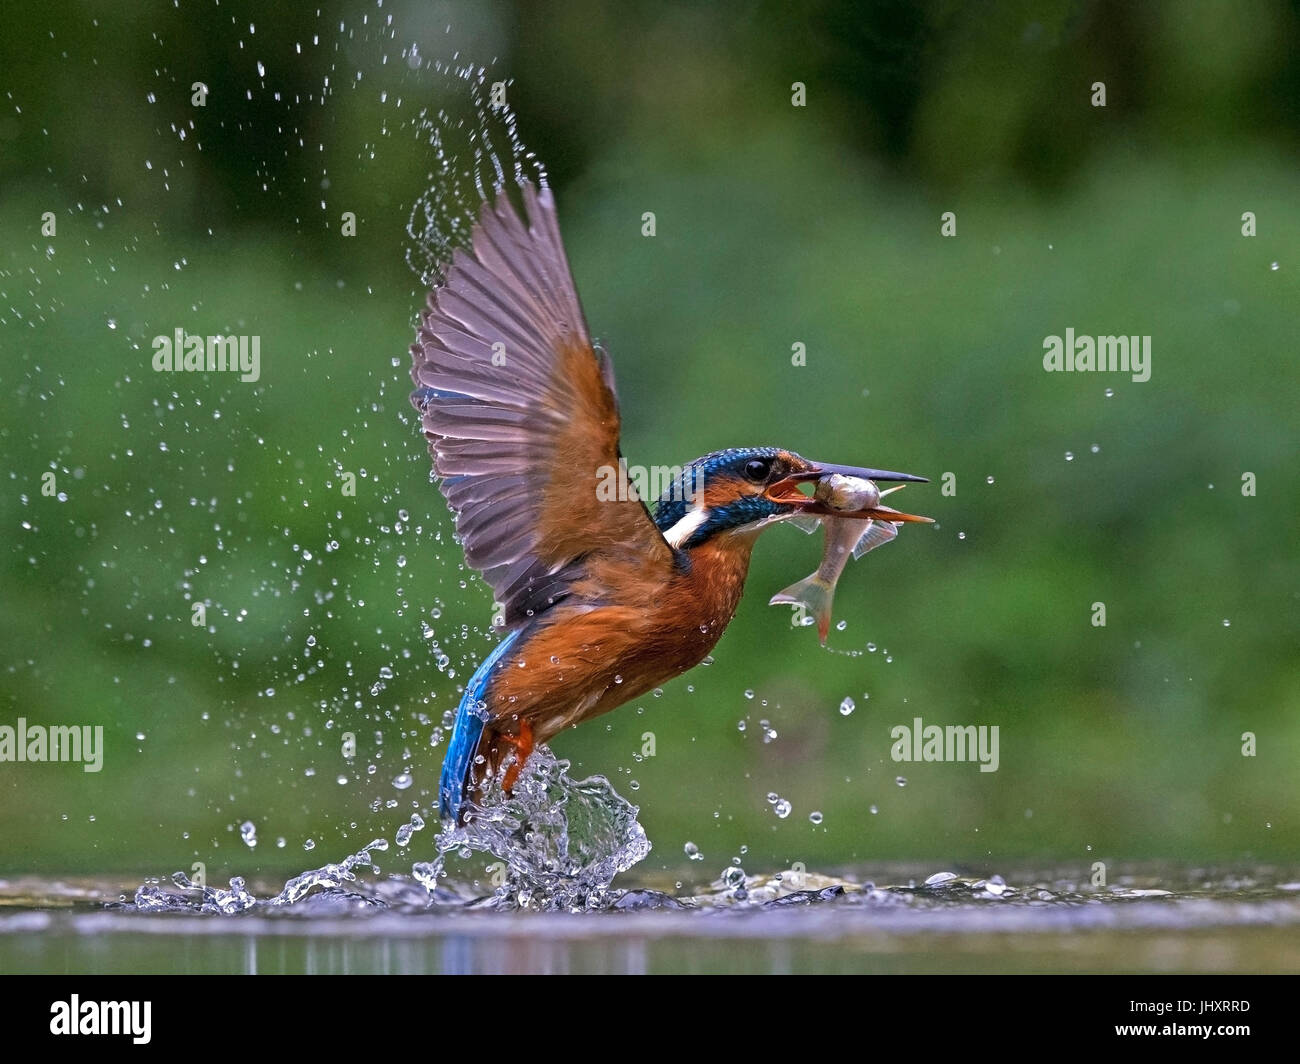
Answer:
[662,505,710,549]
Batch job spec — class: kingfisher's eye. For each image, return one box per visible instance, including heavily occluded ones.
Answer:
[743,458,772,482]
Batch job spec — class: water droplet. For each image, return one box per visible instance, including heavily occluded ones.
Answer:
[1270,261,1279,271]
[1090,444,1100,454]
[684,841,702,860]
[1104,387,1114,398]
[869,804,879,815]
[773,799,792,819]
[985,475,995,485]
[957,531,967,540]
[392,772,413,790]
[1065,452,1074,462]
[1222,618,1231,627]
[924,871,958,886]
[743,689,754,700]
[839,696,855,716]
[239,820,257,848]
[303,838,316,851]
[895,776,907,787]
[809,810,824,825]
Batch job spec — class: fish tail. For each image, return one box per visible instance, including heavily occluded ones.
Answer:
[769,575,836,645]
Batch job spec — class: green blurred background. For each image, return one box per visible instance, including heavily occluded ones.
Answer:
[1,0,1296,883]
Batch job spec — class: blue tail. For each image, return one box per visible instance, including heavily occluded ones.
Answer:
[439,628,524,823]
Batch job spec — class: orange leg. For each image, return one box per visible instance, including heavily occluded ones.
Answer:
[498,719,534,794]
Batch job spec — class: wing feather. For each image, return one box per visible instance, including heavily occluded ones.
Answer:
[411,182,673,626]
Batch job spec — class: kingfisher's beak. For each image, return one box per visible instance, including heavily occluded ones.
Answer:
[764,462,934,523]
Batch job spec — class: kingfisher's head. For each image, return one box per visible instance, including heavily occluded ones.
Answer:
[652,447,930,550]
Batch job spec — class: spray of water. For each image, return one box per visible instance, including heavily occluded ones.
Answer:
[404,63,547,288]
[417,746,651,911]
[128,61,649,916]
[133,744,650,914]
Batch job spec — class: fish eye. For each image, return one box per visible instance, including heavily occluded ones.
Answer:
[743,457,773,482]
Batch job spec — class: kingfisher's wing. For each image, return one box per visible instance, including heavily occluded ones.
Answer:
[410,181,674,627]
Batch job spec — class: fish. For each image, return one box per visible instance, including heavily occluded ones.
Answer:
[769,474,927,643]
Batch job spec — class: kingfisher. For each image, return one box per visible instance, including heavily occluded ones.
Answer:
[410,181,930,825]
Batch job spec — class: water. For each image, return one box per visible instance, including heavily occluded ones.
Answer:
[4,864,1298,974]
[4,745,1298,972]
[130,745,649,916]
[404,64,545,288]
[418,749,650,911]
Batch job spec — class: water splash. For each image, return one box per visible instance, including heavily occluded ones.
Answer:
[419,745,651,911]
[127,62,640,920]
[133,835,394,914]
[405,64,546,288]
[130,745,648,915]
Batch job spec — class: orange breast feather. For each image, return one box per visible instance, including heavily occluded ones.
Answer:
[485,535,758,743]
